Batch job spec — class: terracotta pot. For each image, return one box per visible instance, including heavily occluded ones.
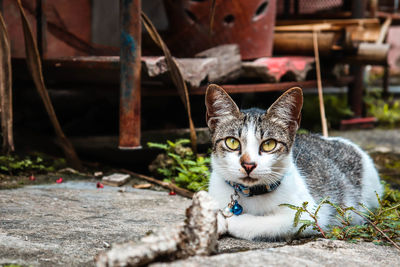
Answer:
[163,0,276,60]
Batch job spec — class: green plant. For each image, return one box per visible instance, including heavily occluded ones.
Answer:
[301,94,353,131]
[148,139,210,192]
[281,183,400,249]
[0,153,66,175]
[365,90,400,128]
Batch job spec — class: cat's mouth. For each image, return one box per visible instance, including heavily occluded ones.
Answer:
[240,176,259,184]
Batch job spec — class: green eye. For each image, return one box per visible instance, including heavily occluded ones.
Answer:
[225,137,240,151]
[261,139,277,152]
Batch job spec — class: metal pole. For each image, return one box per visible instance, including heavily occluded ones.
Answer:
[348,0,367,117]
[119,0,141,149]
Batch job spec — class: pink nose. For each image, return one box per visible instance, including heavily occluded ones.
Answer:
[241,162,257,175]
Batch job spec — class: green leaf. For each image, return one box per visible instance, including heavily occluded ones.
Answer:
[147,142,168,150]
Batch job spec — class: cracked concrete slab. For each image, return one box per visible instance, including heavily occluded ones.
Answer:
[0,181,399,266]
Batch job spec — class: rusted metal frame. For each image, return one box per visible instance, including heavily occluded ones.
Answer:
[119,0,142,149]
[36,0,46,58]
[348,0,367,117]
[141,77,354,96]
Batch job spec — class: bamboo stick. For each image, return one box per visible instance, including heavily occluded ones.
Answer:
[313,30,328,138]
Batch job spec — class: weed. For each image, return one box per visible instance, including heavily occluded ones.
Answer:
[301,94,353,131]
[365,90,400,128]
[0,153,66,176]
[282,182,400,249]
[148,139,210,192]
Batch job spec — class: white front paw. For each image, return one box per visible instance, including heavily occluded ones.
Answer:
[216,211,228,236]
[226,214,253,240]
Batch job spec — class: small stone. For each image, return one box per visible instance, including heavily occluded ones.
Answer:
[102,173,130,186]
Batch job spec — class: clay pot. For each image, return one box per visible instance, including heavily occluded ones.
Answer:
[163,0,276,60]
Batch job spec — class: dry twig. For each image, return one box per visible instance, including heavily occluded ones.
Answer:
[121,169,194,199]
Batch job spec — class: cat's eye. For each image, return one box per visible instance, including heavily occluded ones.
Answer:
[260,139,277,152]
[225,137,240,151]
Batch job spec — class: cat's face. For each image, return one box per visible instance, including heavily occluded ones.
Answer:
[205,84,303,186]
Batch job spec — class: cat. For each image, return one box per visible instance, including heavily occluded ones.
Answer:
[205,84,383,241]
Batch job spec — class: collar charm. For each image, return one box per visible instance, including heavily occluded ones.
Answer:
[222,191,243,217]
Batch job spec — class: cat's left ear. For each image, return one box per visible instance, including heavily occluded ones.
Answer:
[265,87,303,131]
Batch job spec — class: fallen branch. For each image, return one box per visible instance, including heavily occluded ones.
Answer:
[95,191,218,267]
[120,169,194,199]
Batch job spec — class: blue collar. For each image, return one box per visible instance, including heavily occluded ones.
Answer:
[225,173,287,197]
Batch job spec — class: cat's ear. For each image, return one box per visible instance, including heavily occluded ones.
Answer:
[205,84,240,131]
[265,87,303,131]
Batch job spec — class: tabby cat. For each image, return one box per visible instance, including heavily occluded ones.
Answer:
[205,84,382,240]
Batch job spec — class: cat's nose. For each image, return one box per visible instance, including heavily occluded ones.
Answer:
[241,162,257,175]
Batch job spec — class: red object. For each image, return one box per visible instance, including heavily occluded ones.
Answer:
[96,182,104,188]
[340,117,377,130]
[29,175,36,181]
[169,191,176,196]
[56,177,63,183]
[163,0,277,59]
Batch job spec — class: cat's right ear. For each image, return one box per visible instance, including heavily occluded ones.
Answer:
[205,84,240,131]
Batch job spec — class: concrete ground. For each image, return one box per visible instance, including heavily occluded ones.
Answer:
[0,181,399,267]
[1,129,399,266]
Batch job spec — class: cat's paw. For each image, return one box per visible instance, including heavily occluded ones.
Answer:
[226,214,254,240]
[216,211,228,236]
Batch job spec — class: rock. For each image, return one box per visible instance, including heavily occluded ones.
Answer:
[195,44,242,84]
[102,173,130,186]
[141,45,242,87]
[141,56,217,87]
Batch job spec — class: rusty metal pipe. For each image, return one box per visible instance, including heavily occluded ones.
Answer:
[119,0,141,149]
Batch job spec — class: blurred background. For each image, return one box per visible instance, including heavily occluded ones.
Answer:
[1,0,400,172]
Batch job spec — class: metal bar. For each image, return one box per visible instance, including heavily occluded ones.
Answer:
[119,0,141,149]
[348,0,367,117]
[36,0,47,58]
[141,77,355,96]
